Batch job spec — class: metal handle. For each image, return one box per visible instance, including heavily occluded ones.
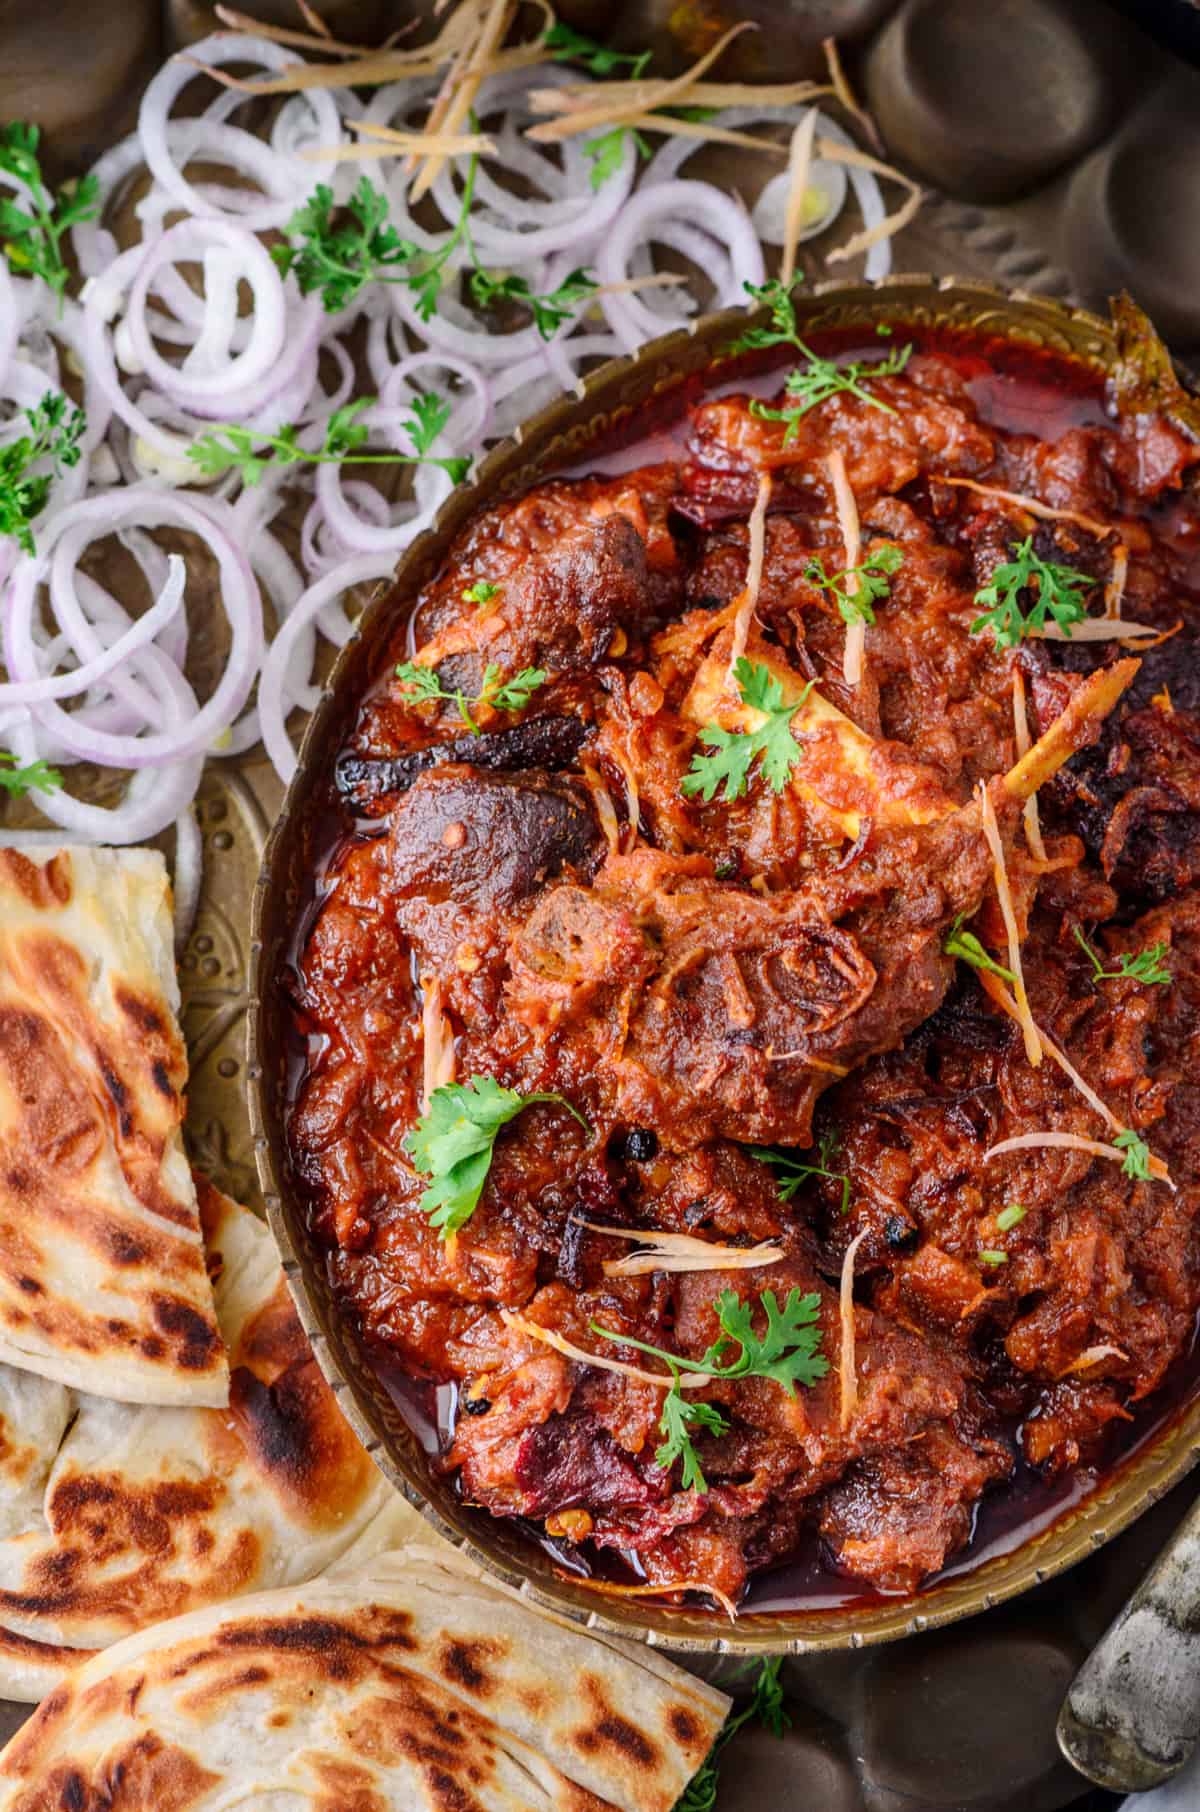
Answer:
[1058,1491,1200,1792]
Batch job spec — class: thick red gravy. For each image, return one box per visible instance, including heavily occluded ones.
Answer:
[285,326,1200,1614]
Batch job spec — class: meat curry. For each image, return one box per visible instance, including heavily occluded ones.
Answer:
[287,301,1200,1609]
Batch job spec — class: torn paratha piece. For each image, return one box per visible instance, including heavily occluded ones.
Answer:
[0,1179,419,1702]
[0,846,226,1407]
[0,1548,728,1812]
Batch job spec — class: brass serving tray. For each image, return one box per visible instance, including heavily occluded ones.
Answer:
[248,273,1200,1655]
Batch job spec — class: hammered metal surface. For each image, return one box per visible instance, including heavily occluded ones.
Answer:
[250,277,1200,1671]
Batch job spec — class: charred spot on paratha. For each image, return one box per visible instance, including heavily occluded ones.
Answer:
[572,1672,659,1770]
[150,1298,223,1371]
[436,1636,505,1697]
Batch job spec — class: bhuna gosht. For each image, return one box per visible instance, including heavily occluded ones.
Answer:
[287,299,1200,1610]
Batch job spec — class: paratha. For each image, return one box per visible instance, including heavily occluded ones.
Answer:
[0,1548,729,1812]
[0,1178,420,1701]
[0,846,226,1407]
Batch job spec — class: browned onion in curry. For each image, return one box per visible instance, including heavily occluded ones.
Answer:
[286,327,1200,1610]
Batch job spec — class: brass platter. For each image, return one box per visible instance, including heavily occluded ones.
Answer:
[247,273,1200,1655]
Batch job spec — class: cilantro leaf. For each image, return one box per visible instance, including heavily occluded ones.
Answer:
[750,1144,851,1216]
[469,264,599,339]
[945,912,1016,983]
[406,1075,586,1237]
[751,341,911,439]
[583,125,650,188]
[731,281,911,429]
[392,663,446,705]
[189,392,470,487]
[805,542,903,628]
[483,665,547,713]
[656,1389,729,1494]
[545,22,652,77]
[970,537,1095,650]
[272,178,420,313]
[0,751,61,796]
[1114,1129,1152,1181]
[402,391,451,456]
[592,1287,826,1491]
[0,123,99,308]
[728,277,808,354]
[705,1287,828,1396]
[682,658,814,803]
[395,658,546,731]
[1074,925,1171,987]
[0,390,87,556]
[462,579,499,607]
[593,1287,828,1420]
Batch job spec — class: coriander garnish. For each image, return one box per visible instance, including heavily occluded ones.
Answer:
[462,579,500,607]
[583,124,651,188]
[0,123,99,308]
[750,1140,851,1216]
[944,913,1016,984]
[1073,926,1170,987]
[405,1076,586,1238]
[970,538,1096,649]
[751,342,911,438]
[274,168,599,338]
[0,752,61,796]
[468,265,599,339]
[805,543,903,629]
[188,395,470,487]
[731,279,913,435]
[394,660,546,732]
[592,1287,828,1492]
[0,391,86,556]
[681,657,815,803]
[1114,1129,1152,1181]
[271,178,419,313]
[544,22,653,78]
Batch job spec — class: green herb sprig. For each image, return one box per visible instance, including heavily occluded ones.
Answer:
[394,659,546,732]
[805,543,903,629]
[469,264,599,338]
[971,538,1096,650]
[583,124,651,189]
[1114,1129,1152,1182]
[545,23,652,78]
[0,123,99,307]
[275,169,600,338]
[944,912,1016,984]
[731,280,912,435]
[1073,926,1171,987]
[406,1076,586,1237]
[271,178,419,313]
[675,1658,790,1812]
[0,751,61,796]
[0,391,86,556]
[682,658,815,803]
[751,1133,851,1216]
[462,579,500,607]
[188,395,470,487]
[592,1287,827,1491]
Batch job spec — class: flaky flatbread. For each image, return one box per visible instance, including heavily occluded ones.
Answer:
[0,846,226,1406]
[0,1180,420,1701]
[0,1549,728,1812]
